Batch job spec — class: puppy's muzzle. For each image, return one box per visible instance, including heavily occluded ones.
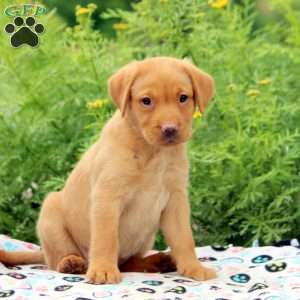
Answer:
[161,124,178,141]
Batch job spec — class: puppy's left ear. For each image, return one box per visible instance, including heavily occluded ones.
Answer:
[108,62,138,117]
[181,60,214,113]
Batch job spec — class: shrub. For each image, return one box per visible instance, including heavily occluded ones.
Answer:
[0,0,299,247]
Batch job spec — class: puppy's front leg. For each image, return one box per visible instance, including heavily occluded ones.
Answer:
[87,188,121,284]
[160,190,216,281]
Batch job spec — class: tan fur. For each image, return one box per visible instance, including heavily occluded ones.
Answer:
[1,57,216,283]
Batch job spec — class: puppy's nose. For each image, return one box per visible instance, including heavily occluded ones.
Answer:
[161,124,178,139]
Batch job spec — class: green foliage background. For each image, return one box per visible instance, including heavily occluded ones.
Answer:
[0,0,300,247]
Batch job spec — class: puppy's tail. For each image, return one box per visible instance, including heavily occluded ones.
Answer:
[0,249,45,266]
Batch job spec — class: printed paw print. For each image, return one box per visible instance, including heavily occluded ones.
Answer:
[136,287,155,294]
[252,255,273,264]
[4,16,44,48]
[30,265,48,270]
[63,276,85,283]
[0,290,14,298]
[230,273,251,283]
[265,261,287,272]
[7,272,26,279]
[211,245,230,251]
[248,282,268,293]
[165,286,187,294]
[54,285,73,292]
[198,256,217,262]
[142,280,163,286]
[6,266,21,270]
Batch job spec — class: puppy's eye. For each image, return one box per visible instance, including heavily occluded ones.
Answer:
[141,97,152,107]
[179,94,188,103]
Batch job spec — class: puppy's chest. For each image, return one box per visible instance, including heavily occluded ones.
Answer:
[134,152,172,201]
[122,154,173,226]
[119,175,169,256]
[118,150,186,259]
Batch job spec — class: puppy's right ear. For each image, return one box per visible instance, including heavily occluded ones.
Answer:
[108,62,138,117]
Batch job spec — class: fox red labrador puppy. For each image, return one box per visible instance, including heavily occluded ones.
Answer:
[0,57,216,283]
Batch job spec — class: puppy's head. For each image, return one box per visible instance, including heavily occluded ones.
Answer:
[109,57,214,146]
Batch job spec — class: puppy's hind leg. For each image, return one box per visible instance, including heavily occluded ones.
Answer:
[37,192,87,274]
[119,252,176,273]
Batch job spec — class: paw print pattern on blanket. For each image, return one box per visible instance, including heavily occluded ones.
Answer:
[6,272,26,279]
[252,254,273,264]
[165,285,187,294]
[1,235,300,300]
[265,261,287,272]
[0,290,14,298]
[199,256,217,262]
[230,273,251,283]
[54,284,73,292]
[63,276,85,283]
[248,282,268,292]
[211,245,230,251]
[142,280,164,286]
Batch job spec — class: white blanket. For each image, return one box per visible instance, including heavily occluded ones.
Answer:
[0,235,300,299]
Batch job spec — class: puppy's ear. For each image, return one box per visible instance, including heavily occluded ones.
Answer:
[108,62,138,117]
[181,60,214,113]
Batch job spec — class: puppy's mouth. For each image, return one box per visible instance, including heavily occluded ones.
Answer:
[142,129,191,146]
[159,134,190,146]
[161,130,193,146]
[162,136,179,145]
[144,135,181,146]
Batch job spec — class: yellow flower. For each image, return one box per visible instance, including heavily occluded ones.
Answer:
[160,31,167,38]
[208,0,229,9]
[87,3,97,10]
[257,78,272,85]
[113,23,129,31]
[227,83,237,92]
[193,111,202,119]
[87,99,108,109]
[246,89,260,97]
[76,7,90,16]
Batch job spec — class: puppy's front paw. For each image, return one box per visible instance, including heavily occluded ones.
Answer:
[87,264,121,284]
[178,261,216,281]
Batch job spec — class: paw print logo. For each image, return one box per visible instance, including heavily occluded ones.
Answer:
[265,261,287,272]
[252,255,273,264]
[230,273,250,283]
[4,16,44,48]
